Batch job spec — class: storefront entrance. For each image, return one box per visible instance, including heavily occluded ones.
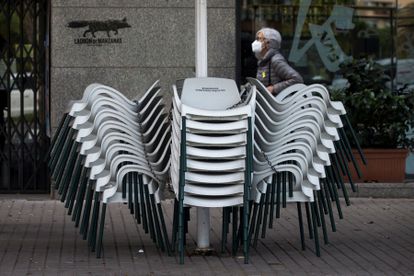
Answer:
[0,0,50,193]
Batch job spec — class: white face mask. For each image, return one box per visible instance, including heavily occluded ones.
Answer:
[251,40,262,54]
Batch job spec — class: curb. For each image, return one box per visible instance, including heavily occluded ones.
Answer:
[345,182,414,198]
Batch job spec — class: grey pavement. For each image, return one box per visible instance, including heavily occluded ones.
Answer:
[1,196,414,275]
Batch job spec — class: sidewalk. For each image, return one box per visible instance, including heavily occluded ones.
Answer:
[1,196,414,275]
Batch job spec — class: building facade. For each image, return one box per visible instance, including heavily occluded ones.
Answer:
[0,0,413,192]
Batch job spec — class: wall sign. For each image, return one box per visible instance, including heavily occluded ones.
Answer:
[67,17,131,46]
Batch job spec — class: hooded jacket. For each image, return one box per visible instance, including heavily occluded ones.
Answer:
[256,48,303,95]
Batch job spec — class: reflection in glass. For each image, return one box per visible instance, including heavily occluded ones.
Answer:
[239,0,414,92]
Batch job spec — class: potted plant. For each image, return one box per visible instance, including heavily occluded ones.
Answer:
[331,58,414,182]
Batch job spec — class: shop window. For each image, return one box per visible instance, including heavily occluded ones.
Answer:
[240,0,414,93]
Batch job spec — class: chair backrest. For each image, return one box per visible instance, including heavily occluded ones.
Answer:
[181,77,241,110]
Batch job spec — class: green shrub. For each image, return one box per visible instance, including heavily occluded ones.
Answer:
[331,58,414,150]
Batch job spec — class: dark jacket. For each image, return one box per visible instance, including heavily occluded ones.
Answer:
[256,49,303,95]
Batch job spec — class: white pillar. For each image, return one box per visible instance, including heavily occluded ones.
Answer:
[195,0,210,250]
[196,0,208,78]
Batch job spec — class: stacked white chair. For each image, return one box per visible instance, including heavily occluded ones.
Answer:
[48,81,171,257]
[246,77,364,256]
[170,77,256,264]
[48,76,365,263]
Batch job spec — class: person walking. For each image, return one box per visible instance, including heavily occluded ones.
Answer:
[251,27,303,95]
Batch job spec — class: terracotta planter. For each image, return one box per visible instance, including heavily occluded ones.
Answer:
[347,148,409,183]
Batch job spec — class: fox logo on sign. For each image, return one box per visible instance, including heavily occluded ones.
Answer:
[67,17,131,38]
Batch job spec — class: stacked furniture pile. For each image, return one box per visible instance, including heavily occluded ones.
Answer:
[248,77,364,256]
[48,77,364,262]
[47,82,171,257]
[169,78,256,263]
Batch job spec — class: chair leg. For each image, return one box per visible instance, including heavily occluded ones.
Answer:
[128,173,133,213]
[331,154,351,206]
[305,202,313,240]
[138,174,148,233]
[73,167,89,226]
[326,164,344,218]
[96,202,107,258]
[122,170,127,199]
[80,179,94,239]
[342,114,366,164]
[339,127,362,178]
[248,202,258,247]
[323,180,336,232]
[268,175,276,228]
[231,206,238,256]
[276,173,281,218]
[157,203,171,255]
[221,207,230,253]
[282,172,287,208]
[53,128,75,185]
[336,140,356,192]
[133,173,141,224]
[297,202,306,250]
[144,184,156,243]
[178,116,187,264]
[318,183,329,215]
[48,116,72,170]
[66,154,84,212]
[59,142,80,202]
[317,191,329,245]
[235,207,244,254]
[88,192,100,252]
[149,192,164,251]
[310,202,321,257]
[178,202,185,264]
[45,113,69,162]
[244,117,252,264]
[253,196,264,248]
[324,167,336,199]
[261,187,271,239]
[243,205,249,264]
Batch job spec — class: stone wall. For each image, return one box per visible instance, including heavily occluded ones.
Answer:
[50,0,236,128]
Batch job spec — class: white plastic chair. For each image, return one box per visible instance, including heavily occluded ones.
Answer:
[170,77,256,264]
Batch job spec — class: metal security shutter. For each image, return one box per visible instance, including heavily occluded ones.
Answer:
[0,0,50,193]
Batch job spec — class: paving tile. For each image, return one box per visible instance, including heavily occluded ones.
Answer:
[1,197,414,275]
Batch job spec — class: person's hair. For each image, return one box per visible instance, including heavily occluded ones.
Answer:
[257,27,282,50]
